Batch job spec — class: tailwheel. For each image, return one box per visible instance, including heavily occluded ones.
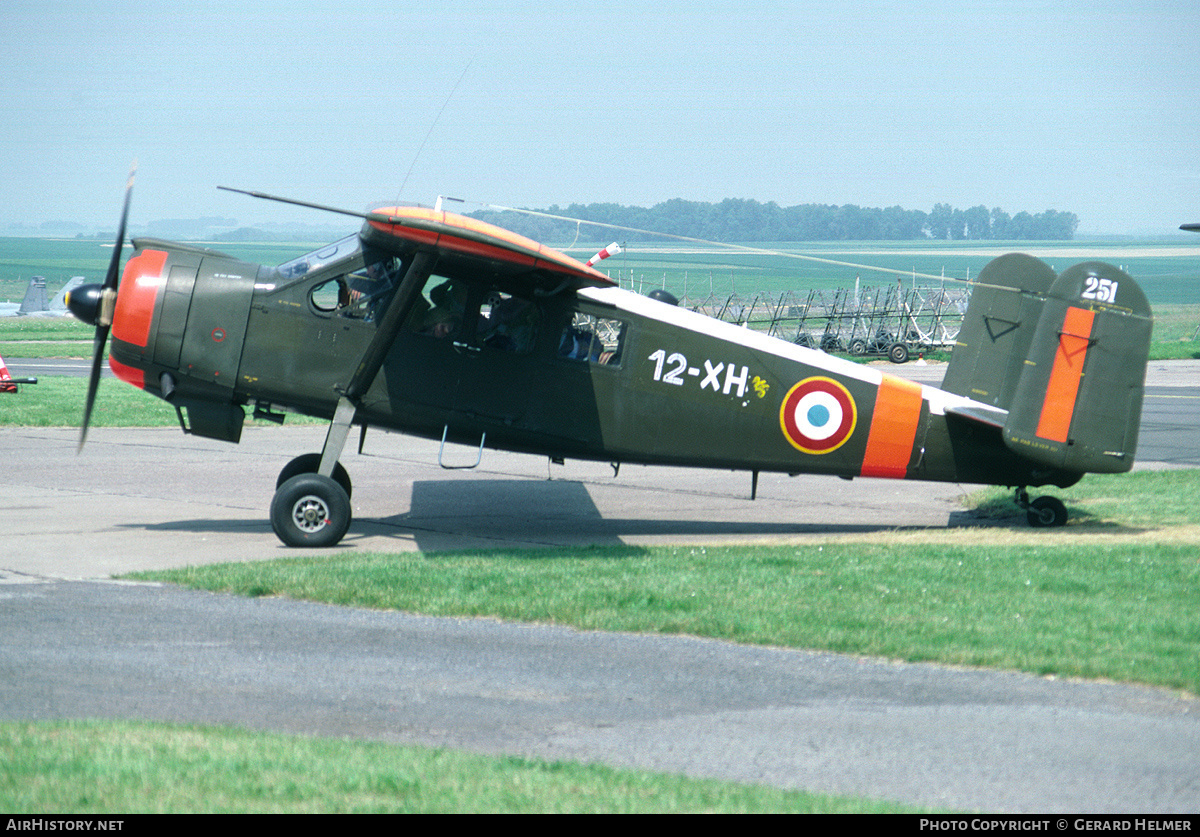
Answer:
[1016,488,1068,528]
[277,453,352,500]
[270,473,351,547]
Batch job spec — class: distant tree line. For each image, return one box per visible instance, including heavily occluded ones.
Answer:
[470,199,1079,242]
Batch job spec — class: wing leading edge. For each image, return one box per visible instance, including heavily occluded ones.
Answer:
[362,207,616,290]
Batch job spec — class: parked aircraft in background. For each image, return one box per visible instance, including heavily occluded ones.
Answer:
[0,276,87,317]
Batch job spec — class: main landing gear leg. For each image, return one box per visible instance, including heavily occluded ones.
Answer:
[270,396,357,547]
[1015,487,1069,528]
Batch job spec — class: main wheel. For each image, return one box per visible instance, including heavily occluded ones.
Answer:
[1027,495,1068,528]
[277,453,352,500]
[270,473,352,547]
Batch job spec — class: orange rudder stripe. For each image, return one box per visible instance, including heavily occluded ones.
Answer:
[860,375,924,478]
[1035,306,1095,444]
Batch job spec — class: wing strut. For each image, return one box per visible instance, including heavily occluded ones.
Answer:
[315,251,438,479]
[343,251,437,401]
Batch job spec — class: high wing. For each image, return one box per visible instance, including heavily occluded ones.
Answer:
[360,206,615,291]
[217,186,615,291]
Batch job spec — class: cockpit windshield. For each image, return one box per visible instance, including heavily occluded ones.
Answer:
[273,235,361,281]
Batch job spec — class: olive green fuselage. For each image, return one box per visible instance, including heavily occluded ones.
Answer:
[110,239,1076,492]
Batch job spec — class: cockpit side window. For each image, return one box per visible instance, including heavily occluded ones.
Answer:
[303,251,404,321]
[338,256,403,321]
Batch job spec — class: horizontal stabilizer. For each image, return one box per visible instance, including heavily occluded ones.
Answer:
[944,403,1008,429]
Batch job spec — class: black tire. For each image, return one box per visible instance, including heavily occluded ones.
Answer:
[794,333,815,349]
[821,335,842,353]
[848,338,868,356]
[888,342,910,364]
[270,473,352,548]
[1027,495,1068,528]
[277,453,352,500]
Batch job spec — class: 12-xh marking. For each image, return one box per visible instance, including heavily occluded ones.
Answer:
[649,349,749,397]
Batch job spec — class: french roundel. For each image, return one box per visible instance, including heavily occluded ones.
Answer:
[779,377,857,454]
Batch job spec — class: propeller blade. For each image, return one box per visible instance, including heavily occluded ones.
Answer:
[78,324,110,450]
[79,163,135,451]
[104,163,136,291]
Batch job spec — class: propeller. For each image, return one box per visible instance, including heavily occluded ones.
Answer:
[73,163,136,450]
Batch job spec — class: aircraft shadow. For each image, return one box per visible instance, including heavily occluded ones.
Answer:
[375,479,986,552]
[127,480,1151,551]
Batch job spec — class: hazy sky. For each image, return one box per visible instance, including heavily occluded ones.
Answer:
[3,0,1197,235]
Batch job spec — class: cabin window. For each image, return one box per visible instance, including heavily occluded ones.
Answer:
[404,276,539,352]
[406,276,468,340]
[560,312,626,366]
[477,289,538,353]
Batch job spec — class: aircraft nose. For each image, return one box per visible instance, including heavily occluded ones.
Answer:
[65,283,105,326]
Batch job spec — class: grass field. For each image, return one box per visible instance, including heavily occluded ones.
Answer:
[0,720,919,814]
[4,235,1200,304]
[566,239,1200,306]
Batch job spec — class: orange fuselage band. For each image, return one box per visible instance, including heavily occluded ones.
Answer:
[860,375,923,478]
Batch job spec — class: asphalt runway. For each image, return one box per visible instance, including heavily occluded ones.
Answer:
[2,361,1199,812]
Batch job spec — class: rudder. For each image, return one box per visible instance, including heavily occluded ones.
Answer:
[1003,262,1152,474]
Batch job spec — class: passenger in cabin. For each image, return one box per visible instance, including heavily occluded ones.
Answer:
[429,280,468,317]
[559,317,625,365]
[480,293,537,352]
[560,327,601,361]
[419,306,459,339]
[412,279,469,339]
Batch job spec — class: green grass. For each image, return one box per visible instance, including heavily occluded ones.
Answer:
[0,375,321,427]
[0,376,179,427]
[0,317,93,358]
[131,471,1200,696]
[0,720,915,814]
